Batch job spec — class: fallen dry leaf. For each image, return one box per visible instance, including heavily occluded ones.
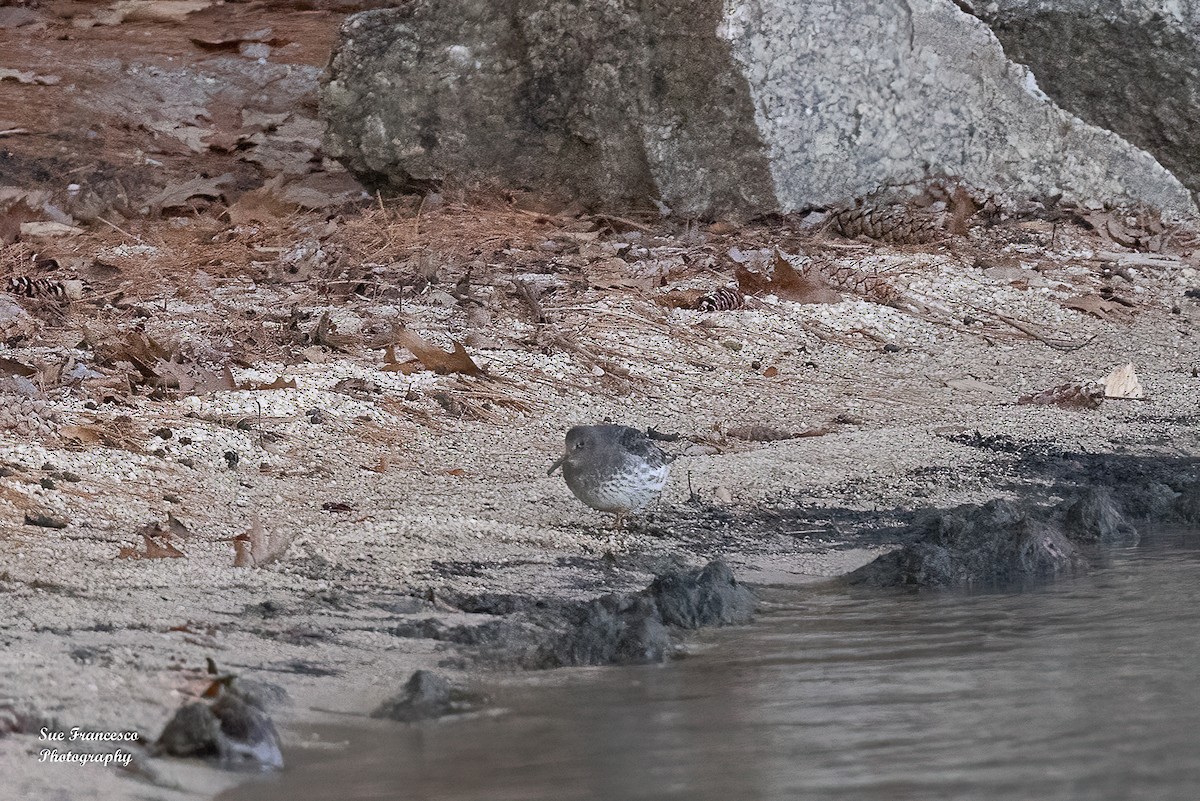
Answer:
[0,68,60,86]
[233,513,294,568]
[726,425,799,442]
[0,356,36,377]
[1017,381,1105,409]
[234,375,297,391]
[190,27,281,49]
[386,328,484,377]
[1062,294,1124,321]
[144,173,233,215]
[736,249,842,304]
[118,530,185,560]
[94,0,215,25]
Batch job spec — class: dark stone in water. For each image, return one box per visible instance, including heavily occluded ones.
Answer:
[1117,481,1182,521]
[649,560,756,629]
[848,499,1089,589]
[372,670,460,722]
[154,682,283,771]
[1174,481,1200,524]
[849,469,1200,590]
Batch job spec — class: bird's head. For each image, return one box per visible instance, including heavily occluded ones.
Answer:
[547,425,599,475]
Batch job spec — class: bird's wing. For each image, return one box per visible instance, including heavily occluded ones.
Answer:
[616,426,670,468]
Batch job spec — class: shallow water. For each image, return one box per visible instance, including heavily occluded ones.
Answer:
[227,536,1200,801]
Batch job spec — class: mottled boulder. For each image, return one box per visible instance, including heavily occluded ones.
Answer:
[1061,486,1139,546]
[978,0,1200,195]
[848,499,1089,589]
[649,560,756,629]
[320,0,1194,217]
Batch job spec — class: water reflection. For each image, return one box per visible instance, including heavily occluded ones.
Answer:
[225,539,1200,801]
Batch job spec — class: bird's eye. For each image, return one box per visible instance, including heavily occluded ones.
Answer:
[574,441,585,450]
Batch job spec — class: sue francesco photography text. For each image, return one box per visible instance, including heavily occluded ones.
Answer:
[37,727,140,768]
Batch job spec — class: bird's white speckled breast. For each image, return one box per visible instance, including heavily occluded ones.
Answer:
[570,461,669,514]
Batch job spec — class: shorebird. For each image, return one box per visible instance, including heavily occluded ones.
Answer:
[548,424,671,529]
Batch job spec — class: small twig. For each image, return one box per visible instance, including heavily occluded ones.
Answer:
[413,193,426,238]
[96,216,144,243]
[590,213,655,233]
[988,311,1097,352]
[512,279,546,324]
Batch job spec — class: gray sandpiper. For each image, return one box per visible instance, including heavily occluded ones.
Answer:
[548,424,671,529]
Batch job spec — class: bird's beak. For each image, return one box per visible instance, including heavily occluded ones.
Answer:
[547,454,567,475]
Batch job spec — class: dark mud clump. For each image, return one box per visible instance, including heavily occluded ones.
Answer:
[848,474,1200,590]
[390,560,756,670]
[371,670,484,723]
[648,560,756,628]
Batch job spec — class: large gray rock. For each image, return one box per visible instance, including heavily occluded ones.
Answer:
[977,1,1200,198]
[320,0,1195,216]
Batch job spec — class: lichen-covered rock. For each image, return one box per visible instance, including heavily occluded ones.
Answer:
[320,0,1194,218]
[978,0,1200,196]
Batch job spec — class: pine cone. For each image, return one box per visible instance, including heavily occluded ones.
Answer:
[1017,382,1105,409]
[695,287,745,312]
[831,204,940,244]
[817,262,902,305]
[6,277,84,302]
[0,395,60,437]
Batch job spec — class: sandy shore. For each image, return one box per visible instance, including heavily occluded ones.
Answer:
[1,202,1198,798]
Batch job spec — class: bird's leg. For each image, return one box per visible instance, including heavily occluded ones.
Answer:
[612,511,625,531]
